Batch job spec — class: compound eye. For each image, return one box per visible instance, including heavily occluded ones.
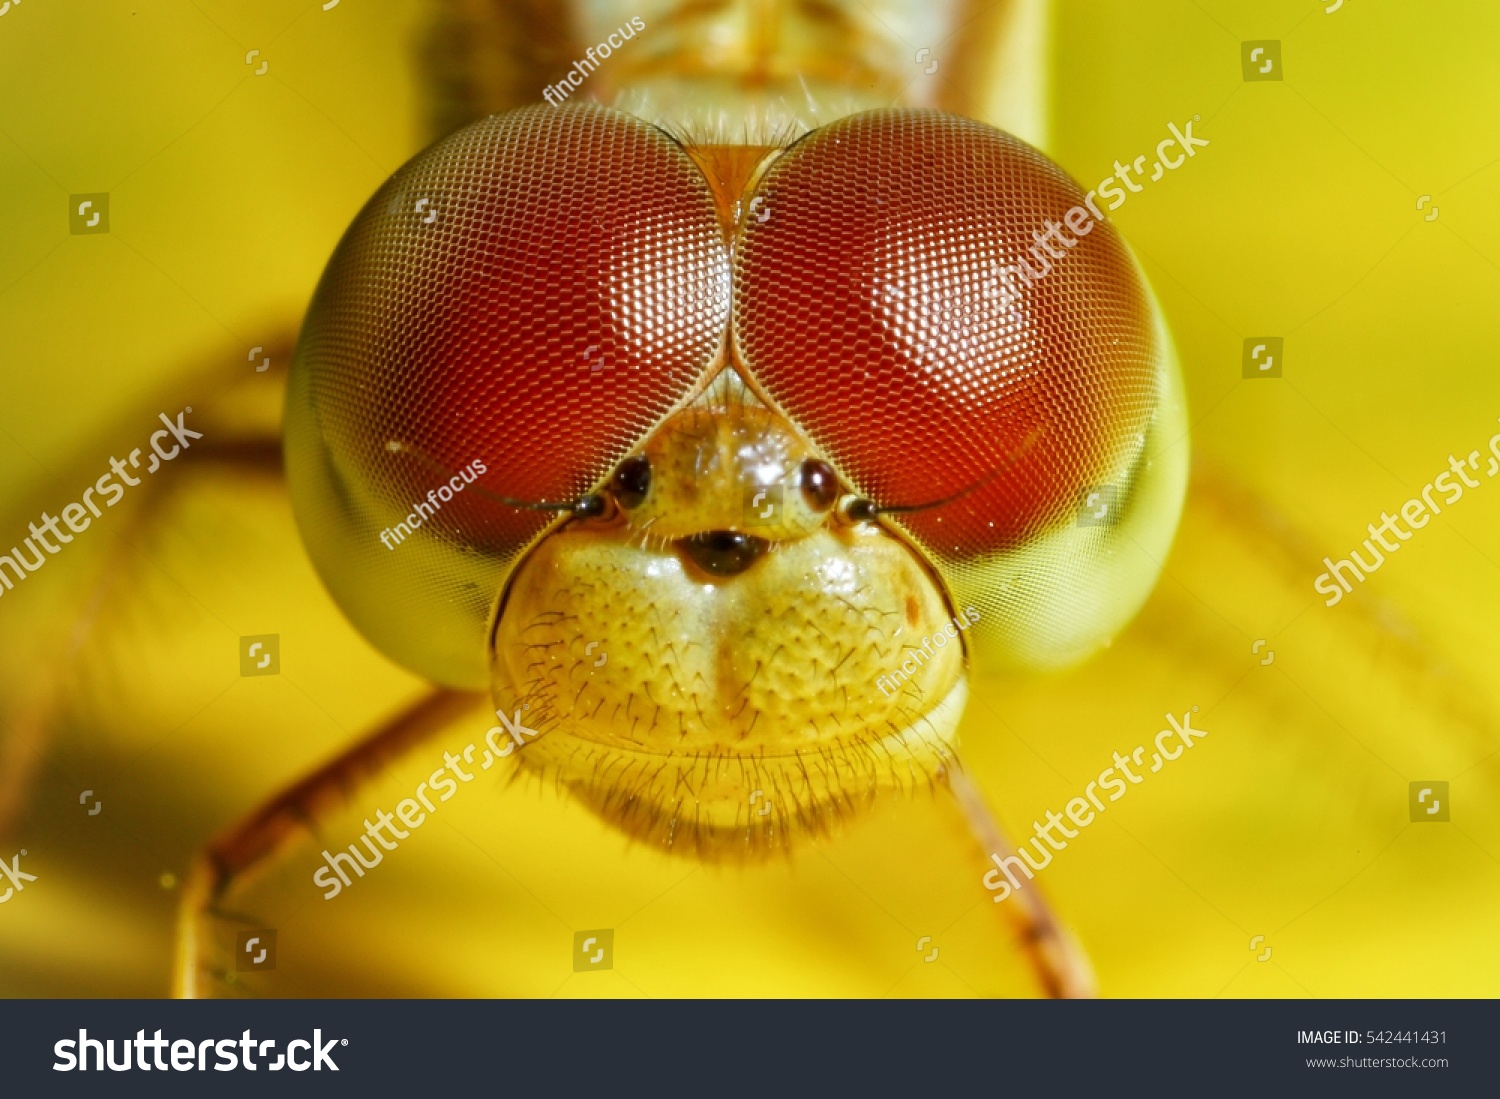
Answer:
[285,104,729,687]
[734,109,1161,558]
[346,105,727,521]
[612,456,652,508]
[798,458,839,512]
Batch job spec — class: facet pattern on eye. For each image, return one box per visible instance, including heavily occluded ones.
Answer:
[286,104,730,687]
[733,109,1160,557]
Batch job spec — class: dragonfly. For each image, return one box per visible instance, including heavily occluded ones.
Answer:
[2,0,1493,1000]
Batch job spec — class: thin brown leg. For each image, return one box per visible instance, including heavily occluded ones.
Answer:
[173,687,485,998]
[940,765,1097,999]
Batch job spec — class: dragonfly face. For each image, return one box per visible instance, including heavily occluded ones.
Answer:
[492,378,969,852]
[285,102,1186,857]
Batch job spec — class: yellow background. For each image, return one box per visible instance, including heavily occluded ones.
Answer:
[1,0,1497,997]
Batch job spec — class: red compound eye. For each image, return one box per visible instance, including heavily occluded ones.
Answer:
[734,109,1160,556]
[287,104,730,686]
[301,103,729,549]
